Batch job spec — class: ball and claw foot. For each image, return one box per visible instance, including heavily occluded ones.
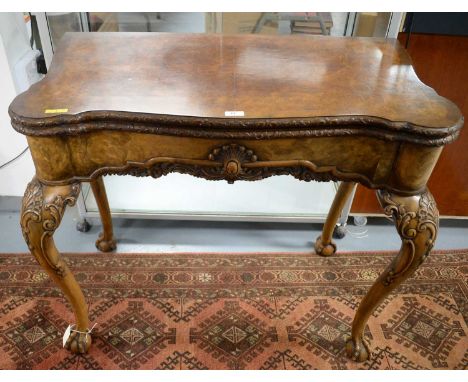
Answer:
[64,330,92,354]
[314,235,337,257]
[333,225,347,239]
[345,336,370,362]
[95,232,117,252]
[76,219,91,233]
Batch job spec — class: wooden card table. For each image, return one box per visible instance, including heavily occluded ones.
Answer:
[9,33,463,360]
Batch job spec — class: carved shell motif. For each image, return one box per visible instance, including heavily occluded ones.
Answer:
[207,144,257,183]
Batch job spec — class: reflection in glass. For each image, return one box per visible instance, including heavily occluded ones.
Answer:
[87,12,352,37]
[46,12,83,49]
[46,12,396,50]
[354,13,392,37]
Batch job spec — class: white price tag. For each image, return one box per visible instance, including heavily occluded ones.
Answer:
[63,324,72,347]
[224,111,244,117]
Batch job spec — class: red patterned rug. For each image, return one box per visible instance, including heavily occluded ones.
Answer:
[0,250,467,370]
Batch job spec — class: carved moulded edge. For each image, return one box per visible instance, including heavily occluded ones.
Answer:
[9,109,464,147]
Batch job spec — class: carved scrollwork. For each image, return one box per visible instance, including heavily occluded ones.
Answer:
[10,110,463,147]
[104,144,260,183]
[83,143,348,186]
[377,190,439,286]
[20,178,80,277]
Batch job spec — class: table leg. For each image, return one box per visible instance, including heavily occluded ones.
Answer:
[90,176,116,252]
[345,188,439,361]
[315,181,356,256]
[20,177,92,354]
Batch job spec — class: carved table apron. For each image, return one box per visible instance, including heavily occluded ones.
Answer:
[9,33,463,361]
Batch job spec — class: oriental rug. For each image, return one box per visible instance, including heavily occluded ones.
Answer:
[0,249,466,370]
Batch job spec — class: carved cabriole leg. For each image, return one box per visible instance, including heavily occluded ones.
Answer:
[21,177,91,354]
[315,182,356,256]
[90,176,116,252]
[345,189,439,362]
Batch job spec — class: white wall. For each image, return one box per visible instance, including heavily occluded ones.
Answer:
[0,13,36,196]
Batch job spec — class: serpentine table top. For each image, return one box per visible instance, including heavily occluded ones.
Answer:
[9,33,463,362]
[10,32,462,131]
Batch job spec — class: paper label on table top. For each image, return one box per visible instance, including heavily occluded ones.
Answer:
[224,111,244,117]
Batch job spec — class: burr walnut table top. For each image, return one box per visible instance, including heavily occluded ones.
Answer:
[9,32,463,143]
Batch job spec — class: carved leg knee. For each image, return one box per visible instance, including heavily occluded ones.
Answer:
[21,177,92,354]
[346,189,438,362]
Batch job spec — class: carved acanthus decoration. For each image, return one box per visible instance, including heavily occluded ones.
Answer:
[20,178,80,277]
[10,111,462,147]
[377,190,439,286]
[76,143,351,186]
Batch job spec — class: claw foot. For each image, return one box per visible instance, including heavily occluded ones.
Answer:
[95,232,116,252]
[345,336,370,362]
[314,235,337,257]
[64,330,92,354]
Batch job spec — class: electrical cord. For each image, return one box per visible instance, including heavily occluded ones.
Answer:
[0,147,29,170]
